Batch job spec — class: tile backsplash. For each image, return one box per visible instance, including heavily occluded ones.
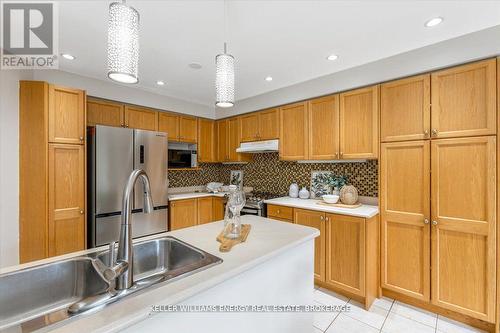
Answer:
[168,153,378,197]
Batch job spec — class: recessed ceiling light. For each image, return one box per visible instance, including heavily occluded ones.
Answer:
[156,80,165,86]
[425,17,443,27]
[61,53,75,60]
[265,76,273,82]
[188,62,202,69]
[327,54,338,61]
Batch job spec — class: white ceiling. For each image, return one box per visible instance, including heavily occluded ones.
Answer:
[58,1,500,107]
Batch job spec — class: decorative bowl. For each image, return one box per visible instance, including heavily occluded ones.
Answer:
[322,194,340,204]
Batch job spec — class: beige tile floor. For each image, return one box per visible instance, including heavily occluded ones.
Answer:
[313,287,487,333]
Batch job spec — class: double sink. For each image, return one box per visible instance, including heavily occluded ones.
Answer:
[0,236,222,331]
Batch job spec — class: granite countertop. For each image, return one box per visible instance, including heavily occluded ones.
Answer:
[168,192,227,201]
[264,197,379,218]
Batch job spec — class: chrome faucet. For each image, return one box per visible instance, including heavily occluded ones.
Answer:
[114,169,154,290]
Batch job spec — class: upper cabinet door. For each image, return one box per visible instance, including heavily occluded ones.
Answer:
[197,118,216,163]
[179,116,198,143]
[125,106,158,131]
[431,59,496,138]
[158,113,179,141]
[308,95,339,160]
[48,85,86,145]
[87,99,124,128]
[258,108,279,140]
[339,85,379,159]
[216,119,229,162]
[381,75,431,142]
[430,136,496,322]
[380,140,430,301]
[240,113,259,142]
[228,117,251,162]
[279,102,308,160]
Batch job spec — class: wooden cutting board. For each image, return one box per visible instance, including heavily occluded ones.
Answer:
[317,201,362,209]
[216,224,251,252]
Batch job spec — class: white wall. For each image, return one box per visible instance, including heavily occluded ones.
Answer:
[216,25,500,118]
[32,70,215,119]
[0,70,33,268]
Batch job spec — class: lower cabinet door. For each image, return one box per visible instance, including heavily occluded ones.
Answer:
[294,209,325,282]
[170,199,198,230]
[431,136,496,322]
[48,144,86,256]
[197,197,213,225]
[325,213,365,296]
[380,141,431,301]
[212,197,225,222]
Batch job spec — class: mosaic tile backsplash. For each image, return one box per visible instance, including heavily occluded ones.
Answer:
[168,153,378,197]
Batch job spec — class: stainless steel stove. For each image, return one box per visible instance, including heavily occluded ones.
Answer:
[241,192,282,216]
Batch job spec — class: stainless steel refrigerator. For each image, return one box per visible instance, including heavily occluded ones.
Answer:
[87,125,169,248]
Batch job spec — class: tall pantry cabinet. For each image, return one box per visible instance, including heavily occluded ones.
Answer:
[380,58,497,323]
[20,81,87,263]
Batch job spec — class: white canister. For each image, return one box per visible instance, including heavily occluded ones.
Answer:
[299,187,310,199]
[289,183,299,198]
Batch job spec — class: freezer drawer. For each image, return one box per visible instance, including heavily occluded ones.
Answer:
[95,208,168,246]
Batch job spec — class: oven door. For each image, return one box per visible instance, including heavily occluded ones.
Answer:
[240,205,261,216]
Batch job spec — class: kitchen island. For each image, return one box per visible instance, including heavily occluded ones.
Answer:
[0,215,319,333]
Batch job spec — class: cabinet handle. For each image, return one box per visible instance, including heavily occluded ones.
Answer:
[424,130,429,138]
[431,129,438,137]
[80,210,84,214]
[335,152,339,158]
[79,136,84,141]
[320,215,324,221]
[339,152,343,157]
[277,209,280,214]
[424,218,429,224]
[432,220,438,226]
[325,216,329,222]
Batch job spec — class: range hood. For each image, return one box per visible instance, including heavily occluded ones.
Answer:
[236,139,279,153]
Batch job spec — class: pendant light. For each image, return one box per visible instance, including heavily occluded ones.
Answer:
[215,0,234,107]
[107,0,140,84]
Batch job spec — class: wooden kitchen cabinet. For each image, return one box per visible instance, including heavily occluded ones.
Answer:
[48,84,86,145]
[197,197,214,225]
[158,113,197,143]
[430,136,496,322]
[48,144,86,257]
[197,118,217,163]
[240,113,260,142]
[179,116,198,143]
[212,196,225,221]
[216,117,251,162]
[308,95,340,160]
[324,213,379,308]
[124,106,158,131]
[170,197,222,229]
[380,140,431,301]
[431,59,496,139]
[158,112,179,141]
[380,74,431,142]
[170,199,198,230]
[294,209,326,283]
[267,204,294,222]
[339,85,379,159]
[87,98,124,127]
[279,102,309,160]
[20,81,87,263]
[240,108,279,142]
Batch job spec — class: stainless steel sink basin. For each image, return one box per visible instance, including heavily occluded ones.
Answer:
[0,236,222,332]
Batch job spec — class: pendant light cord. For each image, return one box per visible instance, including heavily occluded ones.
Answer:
[223,0,227,54]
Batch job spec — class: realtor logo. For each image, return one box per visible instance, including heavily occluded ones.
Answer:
[1,1,58,69]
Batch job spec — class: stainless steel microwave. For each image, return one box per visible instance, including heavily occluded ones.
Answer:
[168,142,197,169]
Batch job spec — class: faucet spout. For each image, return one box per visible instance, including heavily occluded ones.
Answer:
[116,169,154,290]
